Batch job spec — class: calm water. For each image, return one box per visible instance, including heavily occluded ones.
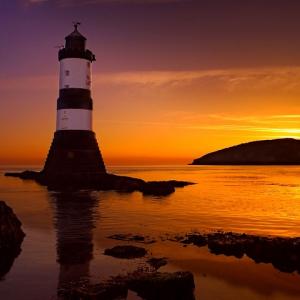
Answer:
[0,165,300,299]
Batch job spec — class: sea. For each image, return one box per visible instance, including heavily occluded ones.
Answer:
[0,165,300,300]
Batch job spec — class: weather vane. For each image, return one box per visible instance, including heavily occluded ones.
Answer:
[73,21,81,31]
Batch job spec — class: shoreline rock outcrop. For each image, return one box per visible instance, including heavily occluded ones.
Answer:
[178,231,300,273]
[146,257,168,270]
[0,201,25,279]
[5,171,194,196]
[60,270,195,300]
[104,245,147,259]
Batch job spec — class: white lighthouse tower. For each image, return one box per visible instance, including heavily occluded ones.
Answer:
[42,23,106,176]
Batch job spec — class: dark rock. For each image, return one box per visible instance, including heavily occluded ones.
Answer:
[5,170,39,180]
[132,235,145,242]
[0,201,25,279]
[141,181,175,196]
[182,234,207,247]
[167,180,195,188]
[207,232,247,258]
[0,201,25,250]
[140,180,194,196]
[59,279,128,300]
[62,271,195,300]
[108,233,156,244]
[147,257,168,270]
[179,231,300,273]
[5,171,194,196]
[191,138,300,165]
[124,271,195,300]
[104,245,147,259]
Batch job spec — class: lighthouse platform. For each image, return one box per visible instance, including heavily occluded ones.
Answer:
[5,170,194,196]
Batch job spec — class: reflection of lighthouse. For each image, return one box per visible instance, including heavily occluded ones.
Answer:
[50,192,98,292]
[43,23,106,176]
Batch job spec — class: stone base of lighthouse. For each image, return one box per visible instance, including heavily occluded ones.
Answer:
[42,130,106,176]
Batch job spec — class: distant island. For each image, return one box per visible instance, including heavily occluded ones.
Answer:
[191,138,300,165]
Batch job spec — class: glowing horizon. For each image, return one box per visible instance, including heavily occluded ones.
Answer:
[2,67,300,165]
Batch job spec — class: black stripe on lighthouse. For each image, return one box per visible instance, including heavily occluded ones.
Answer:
[57,89,93,110]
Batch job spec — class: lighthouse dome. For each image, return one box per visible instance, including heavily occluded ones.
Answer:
[59,23,95,62]
[65,23,86,51]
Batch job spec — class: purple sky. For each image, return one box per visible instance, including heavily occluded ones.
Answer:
[2,0,300,77]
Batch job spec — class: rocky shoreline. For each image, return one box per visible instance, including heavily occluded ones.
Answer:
[59,270,195,300]
[61,229,300,299]
[107,231,300,274]
[176,231,300,274]
[5,170,194,196]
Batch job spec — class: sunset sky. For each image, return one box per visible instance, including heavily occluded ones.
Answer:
[2,0,300,165]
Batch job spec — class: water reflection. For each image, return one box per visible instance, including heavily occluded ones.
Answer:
[2,165,300,300]
[49,191,99,294]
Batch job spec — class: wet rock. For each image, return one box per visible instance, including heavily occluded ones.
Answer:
[0,201,25,278]
[141,181,175,196]
[59,279,128,300]
[62,271,195,300]
[5,171,194,196]
[182,234,207,247]
[4,170,39,180]
[104,245,147,259]
[167,180,194,188]
[179,231,300,273]
[140,181,193,196]
[207,232,247,258]
[0,201,25,250]
[164,234,185,242]
[244,236,300,273]
[124,271,195,300]
[131,235,146,242]
[108,233,156,244]
[146,257,168,270]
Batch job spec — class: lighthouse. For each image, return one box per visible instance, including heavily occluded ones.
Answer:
[42,23,106,176]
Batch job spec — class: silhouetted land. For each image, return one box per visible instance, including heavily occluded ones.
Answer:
[191,138,300,165]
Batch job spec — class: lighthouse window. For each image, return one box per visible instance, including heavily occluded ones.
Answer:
[65,70,70,76]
